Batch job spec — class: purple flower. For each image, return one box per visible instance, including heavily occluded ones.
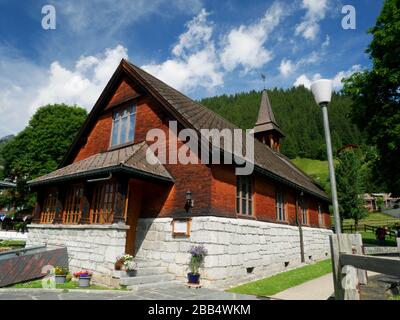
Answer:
[189,245,208,257]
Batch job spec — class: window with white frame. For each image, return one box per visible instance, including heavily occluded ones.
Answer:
[236,176,253,215]
[276,189,285,221]
[111,105,136,147]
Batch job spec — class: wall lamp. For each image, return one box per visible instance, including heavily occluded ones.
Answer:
[185,190,194,212]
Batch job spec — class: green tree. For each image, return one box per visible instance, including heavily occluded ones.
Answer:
[336,150,368,229]
[344,0,400,195]
[1,104,87,209]
[200,86,365,160]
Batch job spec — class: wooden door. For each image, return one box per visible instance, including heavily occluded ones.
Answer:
[125,180,142,256]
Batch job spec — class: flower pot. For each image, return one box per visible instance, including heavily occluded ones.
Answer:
[77,276,91,287]
[55,275,67,285]
[187,273,200,284]
[126,270,137,277]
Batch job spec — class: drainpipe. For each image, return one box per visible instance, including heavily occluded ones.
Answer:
[87,173,113,183]
[296,193,305,263]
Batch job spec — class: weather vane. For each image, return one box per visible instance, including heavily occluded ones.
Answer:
[261,73,266,90]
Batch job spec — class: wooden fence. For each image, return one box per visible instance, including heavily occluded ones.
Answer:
[330,234,400,300]
[342,224,397,239]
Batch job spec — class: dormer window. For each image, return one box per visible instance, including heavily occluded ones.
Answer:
[111,105,136,147]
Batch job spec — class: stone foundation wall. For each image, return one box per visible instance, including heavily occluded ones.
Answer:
[27,224,128,286]
[135,217,332,288]
[26,217,332,289]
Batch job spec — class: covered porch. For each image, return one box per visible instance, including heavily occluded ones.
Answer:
[26,142,173,284]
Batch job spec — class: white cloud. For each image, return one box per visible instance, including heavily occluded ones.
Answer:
[279,59,296,77]
[332,64,361,88]
[0,45,128,137]
[30,45,128,114]
[293,64,362,89]
[279,51,323,77]
[293,73,321,89]
[295,0,329,40]
[322,35,330,49]
[142,9,223,92]
[220,2,288,72]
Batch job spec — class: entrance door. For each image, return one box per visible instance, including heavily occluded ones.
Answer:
[125,180,142,256]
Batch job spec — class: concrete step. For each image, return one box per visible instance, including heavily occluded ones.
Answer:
[134,266,168,276]
[120,274,175,286]
[135,259,161,268]
[127,280,181,291]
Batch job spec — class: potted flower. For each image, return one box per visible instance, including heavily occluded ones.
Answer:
[54,266,68,285]
[116,254,137,277]
[187,245,207,284]
[73,269,92,287]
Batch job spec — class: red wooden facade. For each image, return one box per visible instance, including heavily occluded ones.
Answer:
[31,60,331,255]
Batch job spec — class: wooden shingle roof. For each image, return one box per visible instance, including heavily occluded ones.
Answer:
[29,142,173,186]
[125,61,328,201]
[53,59,328,201]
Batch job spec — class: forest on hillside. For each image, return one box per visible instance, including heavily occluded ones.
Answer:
[199,86,365,159]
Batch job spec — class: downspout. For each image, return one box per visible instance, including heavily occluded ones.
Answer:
[296,193,305,263]
[87,173,113,183]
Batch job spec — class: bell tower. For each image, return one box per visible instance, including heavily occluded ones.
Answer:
[253,90,284,152]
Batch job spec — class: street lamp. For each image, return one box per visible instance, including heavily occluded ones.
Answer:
[311,79,341,234]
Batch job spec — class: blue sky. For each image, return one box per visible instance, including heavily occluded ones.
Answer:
[0,0,384,137]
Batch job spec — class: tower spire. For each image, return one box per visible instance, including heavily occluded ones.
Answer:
[253,90,284,152]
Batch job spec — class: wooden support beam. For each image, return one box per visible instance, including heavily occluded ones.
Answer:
[113,178,128,224]
[330,234,343,300]
[340,254,400,278]
[80,184,93,224]
[53,187,65,224]
[32,190,44,224]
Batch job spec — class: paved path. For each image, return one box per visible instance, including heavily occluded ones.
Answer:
[0,285,264,300]
[270,273,334,300]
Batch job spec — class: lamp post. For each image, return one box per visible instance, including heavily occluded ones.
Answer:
[311,79,341,234]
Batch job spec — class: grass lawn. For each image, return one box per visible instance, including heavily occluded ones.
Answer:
[11,279,121,290]
[227,259,332,297]
[291,158,331,191]
[339,212,399,247]
[359,231,397,247]
[342,212,400,227]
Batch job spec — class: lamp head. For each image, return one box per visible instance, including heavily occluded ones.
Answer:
[311,79,333,106]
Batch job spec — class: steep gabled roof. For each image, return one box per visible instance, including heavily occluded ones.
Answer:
[254,90,284,137]
[29,142,173,186]
[60,59,329,201]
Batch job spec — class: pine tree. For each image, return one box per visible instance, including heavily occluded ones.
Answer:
[336,150,368,229]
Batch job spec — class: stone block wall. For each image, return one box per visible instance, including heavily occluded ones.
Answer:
[135,217,332,288]
[27,224,128,286]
